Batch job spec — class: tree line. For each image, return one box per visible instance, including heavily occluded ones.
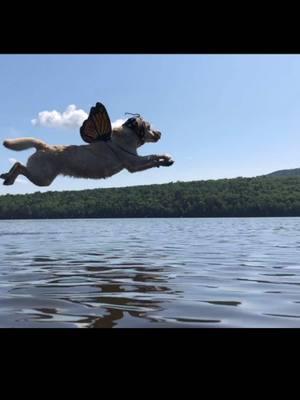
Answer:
[1,176,300,219]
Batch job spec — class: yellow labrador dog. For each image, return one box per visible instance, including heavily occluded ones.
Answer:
[1,103,174,187]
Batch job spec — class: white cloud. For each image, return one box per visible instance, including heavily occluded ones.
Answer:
[31,105,88,129]
[112,118,126,128]
[31,105,125,131]
[9,158,17,164]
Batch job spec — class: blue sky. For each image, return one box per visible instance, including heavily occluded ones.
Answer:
[1,54,300,195]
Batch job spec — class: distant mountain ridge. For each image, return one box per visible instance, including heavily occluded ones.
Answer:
[264,168,300,177]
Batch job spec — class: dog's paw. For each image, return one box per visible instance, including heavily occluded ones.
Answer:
[160,159,174,167]
[158,154,175,167]
[0,173,9,180]
[1,173,13,185]
[3,179,13,185]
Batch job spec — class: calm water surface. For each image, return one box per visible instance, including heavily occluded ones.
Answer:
[1,217,300,328]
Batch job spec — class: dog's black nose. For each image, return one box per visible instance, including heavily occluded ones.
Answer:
[153,131,161,142]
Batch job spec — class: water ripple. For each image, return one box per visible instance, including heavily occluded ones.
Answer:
[1,217,300,327]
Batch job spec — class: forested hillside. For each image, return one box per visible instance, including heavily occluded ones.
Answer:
[1,176,300,218]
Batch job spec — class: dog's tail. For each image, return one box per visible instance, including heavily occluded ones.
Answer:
[3,138,48,151]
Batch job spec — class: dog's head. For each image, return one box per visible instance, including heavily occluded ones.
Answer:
[122,116,161,146]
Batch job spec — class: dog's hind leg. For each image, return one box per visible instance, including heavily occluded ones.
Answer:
[0,162,50,186]
[0,162,22,185]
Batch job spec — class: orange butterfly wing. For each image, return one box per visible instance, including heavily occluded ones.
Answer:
[80,102,112,143]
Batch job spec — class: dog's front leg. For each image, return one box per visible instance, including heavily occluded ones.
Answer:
[125,154,174,173]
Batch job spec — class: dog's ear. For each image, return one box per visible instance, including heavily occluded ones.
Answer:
[123,117,148,144]
[80,102,112,143]
[123,117,147,134]
[123,117,138,131]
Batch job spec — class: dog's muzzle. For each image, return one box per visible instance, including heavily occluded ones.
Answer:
[153,131,161,142]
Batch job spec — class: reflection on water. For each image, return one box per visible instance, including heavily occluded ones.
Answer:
[1,217,300,327]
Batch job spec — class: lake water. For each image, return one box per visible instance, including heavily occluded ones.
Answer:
[1,217,300,328]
